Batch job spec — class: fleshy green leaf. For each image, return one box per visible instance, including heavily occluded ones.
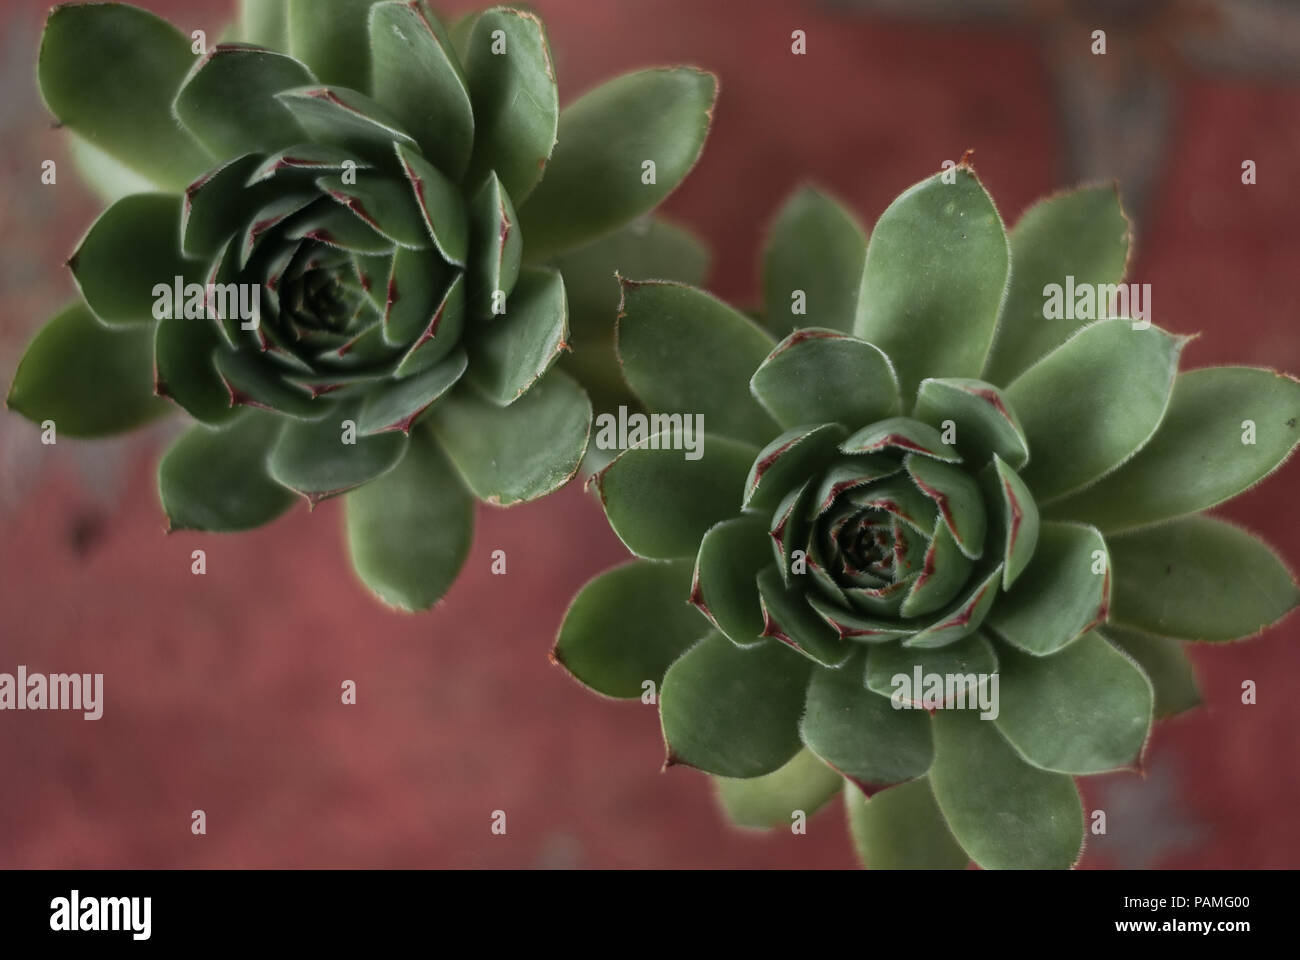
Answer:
[1044,367,1300,533]
[810,455,902,516]
[430,368,590,505]
[39,3,212,191]
[756,565,852,668]
[213,349,328,419]
[904,453,986,559]
[715,749,843,830]
[842,476,937,535]
[356,349,466,435]
[174,45,314,159]
[899,518,974,619]
[66,133,157,204]
[1108,516,1299,641]
[344,427,472,610]
[801,655,932,790]
[158,410,296,531]
[154,312,238,426]
[316,173,431,251]
[246,143,371,187]
[913,378,1028,470]
[519,68,717,260]
[804,591,910,642]
[384,248,457,350]
[929,709,1083,870]
[370,0,474,179]
[689,516,770,648]
[761,186,867,336]
[1006,319,1184,503]
[770,480,815,589]
[660,632,811,778]
[238,0,288,49]
[464,267,567,405]
[984,455,1039,589]
[462,7,558,202]
[865,632,998,706]
[267,404,408,504]
[594,433,758,560]
[394,272,467,377]
[274,85,416,162]
[1103,625,1201,718]
[983,184,1131,385]
[743,423,847,512]
[994,631,1153,774]
[903,563,1003,649]
[845,778,968,870]
[182,154,273,261]
[838,416,959,461]
[853,166,1010,404]
[750,329,900,431]
[467,171,522,314]
[553,559,703,699]
[395,143,470,265]
[70,194,198,327]
[553,217,709,412]
[7,301,169,437]
[617,280,778,446]
[288,0,379,91]
[985,522,1108,656]
[282,198,393,254]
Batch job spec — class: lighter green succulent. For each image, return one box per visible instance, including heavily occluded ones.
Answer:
[554,166,1300,869]
[7,0,715,610]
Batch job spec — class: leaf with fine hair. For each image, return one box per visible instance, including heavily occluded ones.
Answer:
[8,302,169,437]
[750,329,900,431]
[594,434,759,561]
[1108,516,1299,642]
[39,3,212,191]
[617,280,779,446]
[1007,319,1184,503]
[854,165,1009,404]
[554,559,703,699]
[288,0,381,92]
[519,68,717,260]
[1044,367,1300,533]
[344,428,473,611]
[983,183,1130,385]
[762,186,867,337]
[430,368,591,506]
[929,709,1083,870]
[715,749,844,830]
[158,410,296,531]
[994,631,1153,774]
[845,778,968,870]
[461,7,558,202]
[660,632,811,778]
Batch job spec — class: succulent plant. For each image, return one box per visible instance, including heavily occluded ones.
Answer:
[7,0,715,610]
[553,166,1300,869]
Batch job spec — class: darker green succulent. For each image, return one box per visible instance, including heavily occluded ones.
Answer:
[8,0,716,610]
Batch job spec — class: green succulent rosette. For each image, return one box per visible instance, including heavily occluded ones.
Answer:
[8,1,716,610]
[554,167,1300,869]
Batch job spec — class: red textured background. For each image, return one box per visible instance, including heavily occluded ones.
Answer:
[1,0,1297,868]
